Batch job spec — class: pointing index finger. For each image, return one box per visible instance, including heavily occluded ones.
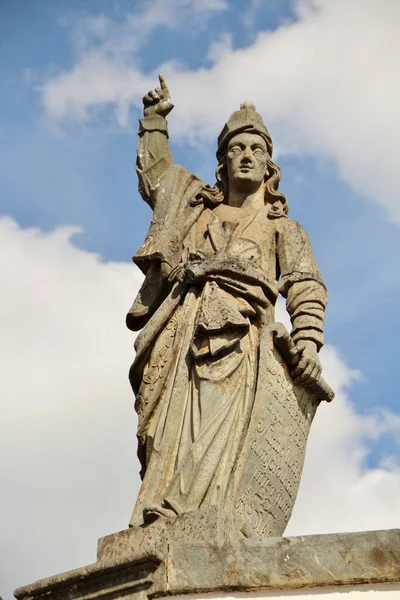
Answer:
[158,73,168,91]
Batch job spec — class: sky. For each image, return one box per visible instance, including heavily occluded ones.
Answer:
[1,0,400,598]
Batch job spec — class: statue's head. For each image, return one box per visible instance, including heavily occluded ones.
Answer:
[217,101,273,160]
[215,102,288,216]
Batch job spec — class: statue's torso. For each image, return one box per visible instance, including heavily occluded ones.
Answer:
[189,204,278,283]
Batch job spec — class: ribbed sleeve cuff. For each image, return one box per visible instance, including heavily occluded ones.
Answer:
[139,115,169,136]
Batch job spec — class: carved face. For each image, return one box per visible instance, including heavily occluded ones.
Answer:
[226,132,268,193]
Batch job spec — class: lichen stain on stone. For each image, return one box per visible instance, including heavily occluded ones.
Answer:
[370,546,387,568]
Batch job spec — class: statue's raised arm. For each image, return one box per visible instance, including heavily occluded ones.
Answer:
[128,75,208,331]
[136,74,174,209]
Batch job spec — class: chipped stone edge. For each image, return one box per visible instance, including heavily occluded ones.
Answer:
[14,550,164,600]
[14,529,400,600]
[161,529,400,597]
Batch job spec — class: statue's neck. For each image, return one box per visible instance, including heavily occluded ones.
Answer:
[227,184,266,211]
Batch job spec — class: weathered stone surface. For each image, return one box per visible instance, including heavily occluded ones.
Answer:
[14,554,161,600]
[163,529,400,595]
[14,528,400,600]
[97,506,238,562]
[125,75,333,537]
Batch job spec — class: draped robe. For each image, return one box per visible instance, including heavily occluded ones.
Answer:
[127,115,327,533]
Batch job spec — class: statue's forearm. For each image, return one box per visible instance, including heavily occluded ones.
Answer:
[137,115,173,207]
[276,219,327,350]
[285,279,327,350]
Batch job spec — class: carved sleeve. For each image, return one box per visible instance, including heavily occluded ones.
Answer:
[276,219,327,350]
[137,115,173,209]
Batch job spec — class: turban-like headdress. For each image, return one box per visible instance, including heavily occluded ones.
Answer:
[217,101,273,161]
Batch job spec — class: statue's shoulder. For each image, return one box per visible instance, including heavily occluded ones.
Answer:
[160,163,201,187]
[273,216,308,238]
[150,164,205,212]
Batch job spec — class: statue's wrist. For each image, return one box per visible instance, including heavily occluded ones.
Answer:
[296,339,318,353]
[139,115,168,135]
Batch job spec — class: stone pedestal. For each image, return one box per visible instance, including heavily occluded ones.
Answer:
[14,511,400,600]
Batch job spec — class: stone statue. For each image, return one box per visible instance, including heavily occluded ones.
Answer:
[126,75,334,539]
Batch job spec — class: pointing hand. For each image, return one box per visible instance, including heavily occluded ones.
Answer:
[142,74,174,118]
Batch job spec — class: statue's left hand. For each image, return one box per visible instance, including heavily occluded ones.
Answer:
[291,340,322,386]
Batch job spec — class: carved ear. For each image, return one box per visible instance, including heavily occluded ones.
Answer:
[215,163,224,184]
[215,163,228,195]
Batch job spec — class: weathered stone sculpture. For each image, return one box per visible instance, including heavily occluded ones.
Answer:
[126,75,334,539]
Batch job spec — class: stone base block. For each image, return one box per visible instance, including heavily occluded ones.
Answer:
[14,520,400,600]
[97,505,238,562]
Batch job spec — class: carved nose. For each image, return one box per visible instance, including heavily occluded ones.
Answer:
[241,149,252,162]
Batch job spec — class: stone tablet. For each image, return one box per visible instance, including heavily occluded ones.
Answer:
[233,325,320,538]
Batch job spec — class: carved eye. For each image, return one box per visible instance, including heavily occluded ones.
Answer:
[229,145,242,154]
[253,147,265,156]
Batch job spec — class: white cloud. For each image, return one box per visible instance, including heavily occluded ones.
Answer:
[288,344,400,536]
[1,217,399,598]
[41,0,400,223]
[0,217,142,597]
[44,0,227,127]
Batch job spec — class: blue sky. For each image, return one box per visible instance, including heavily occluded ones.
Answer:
[1,1,400,598]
